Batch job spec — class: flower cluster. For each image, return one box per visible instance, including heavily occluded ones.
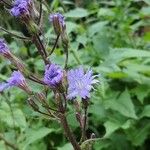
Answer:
[11,0,32,17]
[0,8,100,148]
[43,64,98,99]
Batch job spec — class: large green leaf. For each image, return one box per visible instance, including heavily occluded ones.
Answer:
[140,105,150,118]
[105,89,137,119]
[104,119,132,137]
[65,8,89,18]
[0,101,27,130]
[103,48,150,65]
[125,123,150,146]
[22,127,54,150]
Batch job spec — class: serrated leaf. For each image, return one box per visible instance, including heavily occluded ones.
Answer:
[66,21,78,34]
[105,89,137,119]
[104,120,121,137]
[88,21,108,37]
[140,105,150,118]
[125,123,150,146]
[103,48,150,65]
[104,119,132,137]
[0,101,27,130]
[22,127,54,150]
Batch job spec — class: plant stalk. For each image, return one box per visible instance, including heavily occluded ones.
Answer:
[59,114,81,150]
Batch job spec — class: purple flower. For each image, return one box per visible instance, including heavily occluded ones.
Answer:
[67,67,98,100]
[44,64,63,87]
[7,71,26,86]
[10,0,31,17]
[0,39,10,54]
[0,83,9,92]
[49,13,65,27]
[0,71,30,93]
[49,13,65,34]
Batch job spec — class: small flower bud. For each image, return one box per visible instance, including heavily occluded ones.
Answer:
[76,112,82,127]
[0,39,13,59]
[7,71,32,94]
[11,55,26,73]
[35,93,46,104]
[49,13,66,35]
[27,97,39,111]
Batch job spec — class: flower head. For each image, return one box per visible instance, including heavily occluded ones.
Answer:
[7,71,26,86]
[44,64,63,87]
[0,39,10,55]
[0,71,31,93]
[67,67,98,100]
[11,0,31,17]
[49,13,65,35]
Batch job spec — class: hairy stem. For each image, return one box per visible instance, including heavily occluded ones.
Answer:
[38,0,43,26]
[48,35,60,56]
[32,35,49,64]
[82,106,88,141]
[64,46,69,69]
[59,114,81,150]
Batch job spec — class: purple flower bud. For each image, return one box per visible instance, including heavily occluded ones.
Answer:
[7,71,26,86]
[0,39,10,54]
[67,67,98,100]
[49,13,66,35]
[10,0,31,17]
[0,71,31,93]
[44,64,63,87]
[7,71,31,93]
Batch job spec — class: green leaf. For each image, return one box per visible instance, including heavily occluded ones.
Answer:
[104,118,132,137]
[65,8,89,18]
[141,7,150,16]
[22,127,54,150]
[98,8,114,17]
[131,85,149,104]
[104,120,121,137]
[140,105,150,118]
[125,123,150,146]
[105,89,137,119]
[0,141,6,150]
[57,143,72,150]
[0,101,27,130]
[103,48,150,65]
[66,21,78,34]
[88,21,108,37]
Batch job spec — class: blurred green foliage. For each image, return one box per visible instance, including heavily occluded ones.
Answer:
[0,0,150,149]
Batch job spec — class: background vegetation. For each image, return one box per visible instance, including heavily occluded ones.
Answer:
[0,0,150,149]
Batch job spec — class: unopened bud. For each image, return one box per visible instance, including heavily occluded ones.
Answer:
[49,13,66,35]
[27,97,39,111]
[35,92,46,103]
